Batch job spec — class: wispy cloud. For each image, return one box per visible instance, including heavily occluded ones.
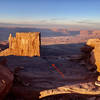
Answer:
[0,18,100,30]
[75,19,100,26]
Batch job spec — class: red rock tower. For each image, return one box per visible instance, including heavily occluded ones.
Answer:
[0,32,41,57]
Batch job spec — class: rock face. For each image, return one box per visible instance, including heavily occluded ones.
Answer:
[82,39,100,72]
[86,39,100,72]
[0,58,13,99]
[0,32,41,57]
[86,39,100,48]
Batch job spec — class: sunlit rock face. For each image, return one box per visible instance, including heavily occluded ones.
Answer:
[86,39,100,48]
[0,32,41,57]
[86,39,100,72]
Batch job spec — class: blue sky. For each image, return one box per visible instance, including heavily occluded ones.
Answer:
[0,0,100,29]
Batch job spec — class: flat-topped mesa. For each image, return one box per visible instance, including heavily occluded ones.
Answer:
[0,32,41,57]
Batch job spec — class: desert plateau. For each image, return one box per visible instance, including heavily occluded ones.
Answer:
[0,28,100,100]
[0,0,100,100]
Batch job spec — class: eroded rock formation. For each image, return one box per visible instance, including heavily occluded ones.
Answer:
[81,38,100,72]
[87,39,100,72]
[0,32,41,57]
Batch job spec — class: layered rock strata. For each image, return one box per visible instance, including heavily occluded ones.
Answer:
[0,32,41,57]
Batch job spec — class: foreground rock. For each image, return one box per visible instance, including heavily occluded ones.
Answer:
[85,39,100,72]
[81,38,100,83]
[0,58,13,100]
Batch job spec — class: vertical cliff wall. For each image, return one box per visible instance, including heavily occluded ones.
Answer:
[0,32,41,57]
[81,39,100,73]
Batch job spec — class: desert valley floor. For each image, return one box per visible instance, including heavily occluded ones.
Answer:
[0,32,100,100]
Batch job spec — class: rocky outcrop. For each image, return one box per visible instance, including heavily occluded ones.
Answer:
[81,39,100,72]
[86,39,100,48]
[0,58,13,100]
[0,32,41,57]
[86,39,100,72]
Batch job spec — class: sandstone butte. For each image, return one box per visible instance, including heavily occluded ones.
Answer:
[86,39,100,76]
[0,32,41,57]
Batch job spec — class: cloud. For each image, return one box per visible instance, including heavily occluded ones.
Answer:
[75,19,100,26]
[0,18,100,30]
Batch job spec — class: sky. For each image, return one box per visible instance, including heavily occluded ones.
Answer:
[0,0,100,29]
